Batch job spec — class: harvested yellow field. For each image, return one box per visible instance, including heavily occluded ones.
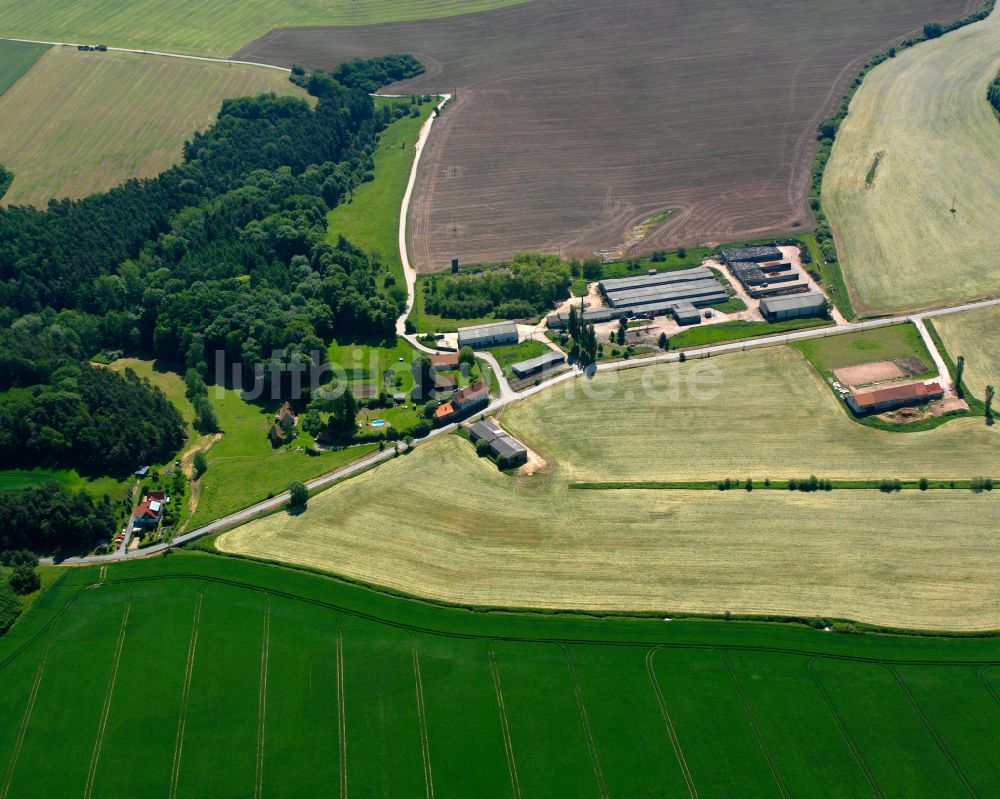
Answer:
[933,307,1000,399]
[218,435,1000,630]
[501,347,998,482]
[0,46,304,207]
[822,8,1000,313]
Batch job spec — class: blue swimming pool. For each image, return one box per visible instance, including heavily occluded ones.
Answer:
[371,419,387,427]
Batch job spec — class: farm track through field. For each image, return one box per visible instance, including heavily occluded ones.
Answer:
[487,643,521,799]
[409,634,435,799]
[806,658,883,798]
[169,587,204,799]
[718,649,790,798]
[83,598,132,799]
[887,665,978,797]
[336,617,348,799]
[255,597,271,799]
[979,666,1000,709]
[0,600,70,799]
[644,648,698,799]
[559,645,609,799]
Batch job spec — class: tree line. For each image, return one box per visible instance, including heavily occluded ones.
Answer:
[0,483,118,557]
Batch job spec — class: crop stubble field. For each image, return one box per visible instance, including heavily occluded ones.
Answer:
[932,306,1000,399]
[822,7,1000,313]
[3,553,1000,798]
[237,0,977,269]
[0,47,305,207]
[219,433,1000,631]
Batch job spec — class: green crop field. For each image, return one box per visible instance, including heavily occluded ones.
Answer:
[327,97,437,293]
[2,551,1000,798]
[219,434,1000,630]
[0,46,304,207]
[0,0,531,57]
[0,38,46,97]
[502,346,998,483]
[822,8,1000,313]
[933,306,1000,399]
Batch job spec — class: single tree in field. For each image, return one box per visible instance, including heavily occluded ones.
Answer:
[985,384,995,423]
[288,481,308,511]
[193,451,208,478]
[955,355,965,398]
[658,332,669,350]
[616,317,627,346]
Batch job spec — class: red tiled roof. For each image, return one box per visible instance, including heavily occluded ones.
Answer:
[133,501,159,520]
[434,402,455,419]
[453,380,488,407]
[145,490,166,502]
[277,402,296,421]
[850,381,944,409]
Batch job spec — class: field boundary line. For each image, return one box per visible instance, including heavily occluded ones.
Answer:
[255,596,271,799]
[806,658,883,798]
[102,573,1000,666]
[644,647,698,799]
[409,635,435,799]
[84,598,132,799]
[718,649,790,798]
[0,602,67,799]
[559,644,609,799]
[487,642,522,799]
[169,586,204,799]
[977,665,1000,709]
[337,617,347,799]
[887,665,977,797]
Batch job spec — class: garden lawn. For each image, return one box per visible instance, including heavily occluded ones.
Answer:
[0,468,129,500]
[486,339,550,376]
[187,386,376,528]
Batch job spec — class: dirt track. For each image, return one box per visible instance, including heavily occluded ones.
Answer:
[236,0,975,269]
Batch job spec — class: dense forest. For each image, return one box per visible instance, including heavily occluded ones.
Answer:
[0,55,424,476]
[422,253,571,320]
[0,483,117,556]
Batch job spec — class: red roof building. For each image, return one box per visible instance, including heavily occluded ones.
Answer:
[452,380,489,411]
[847,381,944,414]
[430,352,460,369]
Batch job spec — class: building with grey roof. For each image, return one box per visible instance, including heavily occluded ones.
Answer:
[510,350,566,378]
[469,417,505,443]
[759,292,828,321]
[489,435,528,467]
[546,307,627,329]
[456,321,518,349]
[599,266,715,294]
[720,245,782,264]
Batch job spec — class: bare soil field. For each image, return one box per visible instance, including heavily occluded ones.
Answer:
[834,360,904,387]
[237,0,976,269]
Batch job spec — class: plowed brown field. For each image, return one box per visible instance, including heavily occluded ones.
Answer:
[237,0,976,270]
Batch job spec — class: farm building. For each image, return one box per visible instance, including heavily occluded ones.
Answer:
[467,416,529,467]
[457,321,518,349]
[846,381,944,414]
[759,292,828,322]
[720,245,782,265]
[546,307,627,329]
[469,417,505,443]
[430,352,459,369]
[510,350,566,378]
[436,380,490,423]
[727,260,809,299]
[597,266,727,322]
